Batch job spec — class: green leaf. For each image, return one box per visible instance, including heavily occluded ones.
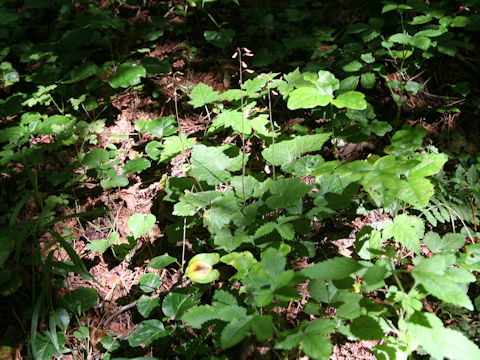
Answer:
[361,72,376,89]
[332,91,367,110]
[181,305,216,328]
[408,153,447,178]
[287,87,333,110]
[74,326,89,340]
[162,291,199,319]
[424,232,465,254]
[84,148,109,167]
[190,144,243,185]
[128,320,168,347]
[262,133,331,167]
[159,134,195,163]
[108,63,146,89]
[62,287,98,315]
[100,174,129,189]
[139,273,162,293]
[301,335,332,360]
[141,57,171,75]
[123,158,151,174]
[388,33,413,44]
[381,214,424,254]
[86,232,119,254]
[370,120,392,136]
[264,178,312,209]
[209,109,252,135]
[251,314,274,341]
[204,29,235,48]
[145,116,177,138]
[411,256,473,310]
[342,60,363,72]
[173,190,222,217]
[127,213,156,240]
[309,279,338,303]
[60,62,98,84]
[100,333,120,352]
[185,253,220,283]
[145,140,163,161]
[349,315,385,340]
[408,311,480,360]
[220,316,252,349]
[182,302,247,328]
[305,324,335,355]
[141,27,165,41]
[301,257,363,280]
[137,295,161,317]
[397,177,434,208]
[31,331,67,360]
[148,253,177,269]
[261,248,286,278]
[188,83,219,108]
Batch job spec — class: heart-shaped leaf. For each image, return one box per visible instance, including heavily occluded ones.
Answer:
[145,116,177,138]
[185,253,220,283]
[108,63,146,89]
[127,213,156,239]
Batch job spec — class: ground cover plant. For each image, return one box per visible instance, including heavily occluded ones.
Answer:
[1,0,480,359]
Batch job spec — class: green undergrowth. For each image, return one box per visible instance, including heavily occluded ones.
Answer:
[1,0,480,359]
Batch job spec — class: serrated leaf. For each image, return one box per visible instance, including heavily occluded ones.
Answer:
[204,191,242,233]
[408,311,480,360]
[123,158,151,174]
[84,148,109,167]
[190,144,243,185]
[397,177,434,208]
[181,305,216,328]
[262,133,331,168]
[264,178,312,209]
[261,247,286,278]
[287,87,333,110]
[127,213,156,240]
[137,295,160,317]
[162,291,199,319]
[31,331,66,360]
[349,315,385,340]
[252,314,274,341]
[424,232,465,254]
[332,91,367,110]
[220,317,252,349]
[188,82,219,108]
[361,72,376,89]
[62,287,98,315]
[411,256,473,310]
[148,253,177,269]
[145,116,177,138]
[388,33,413,44]
[209,109,252,135]
[139,273,161,293]
[159,134,195,163]
[409,153,447,178]
[86,232,119,254]
[60,62,98,84]
[301,257,363,280]
[381,214,424,254]
[301,334,332,360]
[128,320,168,347]
[108,63,146,89]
